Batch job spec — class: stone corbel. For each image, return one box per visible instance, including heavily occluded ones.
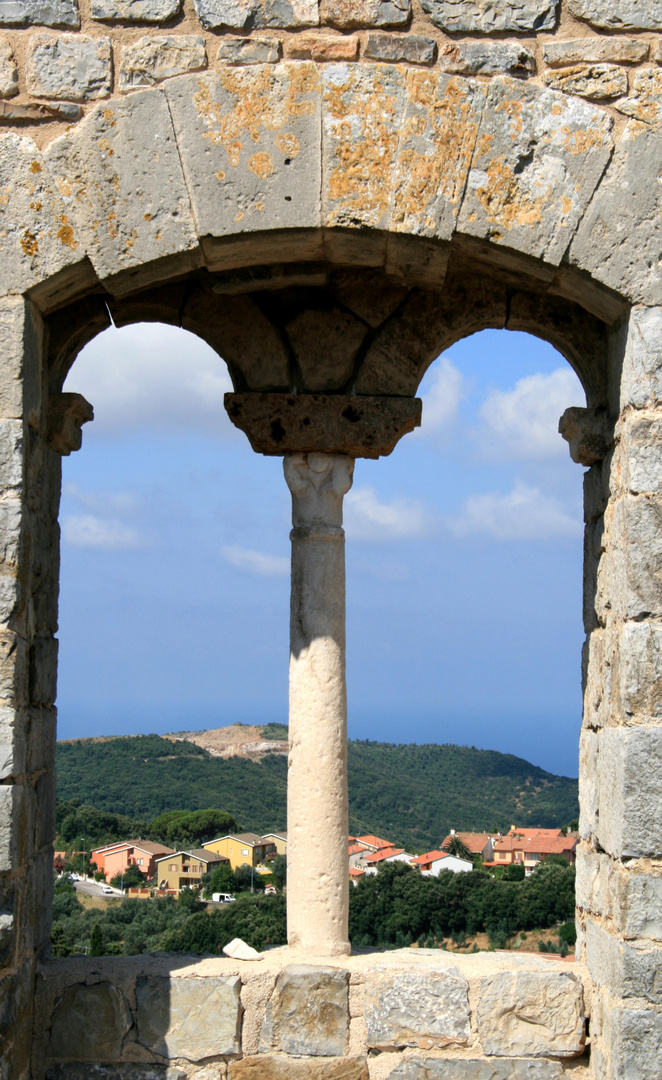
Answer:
[558,406,612,467]
[47,392,94,455]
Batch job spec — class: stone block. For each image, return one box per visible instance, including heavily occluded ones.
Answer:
[582,628,611,727]
[0,421,24,498]
[20,847,53,957]
[285,307,367,390]
[457,76,613,266]
[364,965,470,1050]
[0,0,78,25]
[391,70,483,243]
[48,981,132,1061]
[611,495,662,620]
[476,971,584,1057]
[615,68,662,126]
[388,1059,565,1078]
[217,37,280,64]
[0,135,80,297]
[192,0,317,30]
[615,620,662,719]
[46,1068,187,1080]
[620,414,662,493]
[570,125,662,306]
[44,88,198,284]
[226,392,421,457]
[0,99,81,120]
[596,727,662,857]
[568,0,662,29]
[544,64,627,102]
[0,40,17,98]
[577,849,662,942]
[136,975,242,1060]
[322,62,406,230]
[0,704,26,780]
[229,1058,368,1079]
[29,637,58,706]
[320,0,410,28]
[261,965,349,1057]
[27,34,111,101]
[0,630,28,704]
[586,917,662,1004]
[619,307,662,410]
[0,297,42,422]
[165,64,322,239]
[286,32,358,62]
[420,0,557,31]
[91,0,180,21]
[597,1006,662,1080]
[27,707,57,774]
[439,41,535,77]
[543,38,649,66]
[119,35,206,91]
[363,34,435,65]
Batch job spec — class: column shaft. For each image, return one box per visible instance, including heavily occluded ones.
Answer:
[284,452,354,956]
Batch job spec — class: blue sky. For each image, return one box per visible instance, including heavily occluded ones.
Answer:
[58,321,587,777]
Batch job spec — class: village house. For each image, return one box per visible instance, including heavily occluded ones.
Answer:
[363,847,414,869]
[443,831,495,861]
[202,833,275,871]
[410,850,473,876]
[262,831,287,855]
[492,828,576,874]
[155,849,229,893]
[90,840,175,881]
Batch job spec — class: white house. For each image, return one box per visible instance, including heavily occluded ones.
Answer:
[410,850,473,876]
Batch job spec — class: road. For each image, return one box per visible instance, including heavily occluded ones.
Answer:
[73,879,122,899]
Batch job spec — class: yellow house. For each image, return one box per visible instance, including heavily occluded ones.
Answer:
[202,833,275,871]
[155,848,229,893]
[262,832,287,856]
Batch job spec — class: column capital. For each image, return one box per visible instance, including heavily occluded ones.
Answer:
[284,452,354,529]
[559,406,612,467]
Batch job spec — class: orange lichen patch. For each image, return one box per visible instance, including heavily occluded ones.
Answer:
[98,138,114,157]
[103,109,114,120]
[561,195,572,215]
[125,228,138,252]
[57,222,76,249]
[235,210,244,221]
[193,63,319,171]
[30,161,42,174]
[144,212,154,221]
[248,152,274,179]
[562,125,609,155]
[216,170,226,181]
[325,66,402,227]
[475,156,544,231]
[20,229,38,256]
[55,176,72,198]
[29,201,42,212]
[107,212,118,239]
[0,186,9,206]
[493,95,524,139]
[392,72,482,233]
[276,132,300,157]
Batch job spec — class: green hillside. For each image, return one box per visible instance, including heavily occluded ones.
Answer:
[55,730,578,852]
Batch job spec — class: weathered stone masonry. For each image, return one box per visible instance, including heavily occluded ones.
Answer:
[0,0,661,1077]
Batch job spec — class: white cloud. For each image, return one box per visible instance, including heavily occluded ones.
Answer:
[64,323,235,437]
[478,367,584,459]
[344,486,430,542]
[447,481,581,541]
[222,545,289,577]
[61,514,146,550]
[416,358,466,437]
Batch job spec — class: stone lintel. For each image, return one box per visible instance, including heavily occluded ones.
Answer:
[224,393,421,459]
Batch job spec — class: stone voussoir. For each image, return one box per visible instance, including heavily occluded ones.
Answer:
[439,40,535,77]
[26,33,112,101]
[225,393,422,457]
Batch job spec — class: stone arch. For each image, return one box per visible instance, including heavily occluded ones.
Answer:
[1,58,661,1080]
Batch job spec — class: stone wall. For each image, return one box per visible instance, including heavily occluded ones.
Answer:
[0,0,657,142]
[31,948,590,1080]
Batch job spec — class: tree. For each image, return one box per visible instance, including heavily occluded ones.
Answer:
[271,854,287,891]
[178,887,202,912]
[204,863,236,898]
[89,924,104,957]
[505,863,525,881]
[51,924,70,958]
[147,809,238,849]
[110,865,144,890]
[234,864,265,893]
[442,836,473,861]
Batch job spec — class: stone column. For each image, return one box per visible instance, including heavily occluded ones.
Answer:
[284,452,354,956]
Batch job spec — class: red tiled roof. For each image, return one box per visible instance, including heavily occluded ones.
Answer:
[507,827,563,839]
[365,847,405,864]
[348,844,365,856]
[410,850,449,867]
[442,833,490,853]
[356,835,392,850]
[526,836,577,855]
[349,867,365,877]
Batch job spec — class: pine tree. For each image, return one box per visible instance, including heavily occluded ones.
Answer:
[89,924,103,957]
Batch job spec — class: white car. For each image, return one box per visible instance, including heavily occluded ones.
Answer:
[102,885,114,894]
[212,893,236,904]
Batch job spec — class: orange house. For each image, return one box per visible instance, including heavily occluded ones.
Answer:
[91,840,175,880]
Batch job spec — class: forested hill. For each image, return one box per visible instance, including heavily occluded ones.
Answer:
[55,731,578,852]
